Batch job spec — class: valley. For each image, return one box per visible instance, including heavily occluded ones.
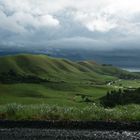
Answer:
[0,54,139,121]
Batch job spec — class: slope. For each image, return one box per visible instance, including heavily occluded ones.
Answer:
[0,54,139,84]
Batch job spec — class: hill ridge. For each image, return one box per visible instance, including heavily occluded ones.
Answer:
[0,54,139,84]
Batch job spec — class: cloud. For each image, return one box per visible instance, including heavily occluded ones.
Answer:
[74,11,117,32]
[0,10,26,33]
[0,0,140,50]
[39,15,59,27]
[1,0,140,33]
[0,0,60,33]
[70,0,140,33]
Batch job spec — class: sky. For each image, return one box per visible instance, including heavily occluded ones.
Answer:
[0,0,140,51]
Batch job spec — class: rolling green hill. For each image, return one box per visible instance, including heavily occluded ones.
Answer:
[0,54,139,106]
[0,54,139,85]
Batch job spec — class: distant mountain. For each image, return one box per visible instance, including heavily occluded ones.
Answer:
[0,48,140,70]
[0,54,139,85]
[44,48,140,69]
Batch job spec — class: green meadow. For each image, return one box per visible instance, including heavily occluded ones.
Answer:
[0,83,112,107]
[0,54,140,120]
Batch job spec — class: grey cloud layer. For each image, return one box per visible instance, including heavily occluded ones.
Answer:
[0,0,140,50]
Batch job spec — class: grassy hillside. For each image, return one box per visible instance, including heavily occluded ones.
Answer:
[0,54,139,85]
[0,54,139,107]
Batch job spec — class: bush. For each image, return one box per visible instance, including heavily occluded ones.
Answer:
[100,88,140,107]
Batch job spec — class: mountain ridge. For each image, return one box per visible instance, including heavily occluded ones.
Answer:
[0,54,139,84]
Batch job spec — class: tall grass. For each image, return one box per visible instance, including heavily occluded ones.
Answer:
[0,103,140,121]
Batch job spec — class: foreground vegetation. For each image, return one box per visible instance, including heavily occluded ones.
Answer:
[0,103,140,121]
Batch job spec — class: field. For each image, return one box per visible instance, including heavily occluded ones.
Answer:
[0,83,112,107]
[0,54,140,121]
[0,79,139,121]
[0,79,139,104]
[0,79,139,107]
[110,79,140,88]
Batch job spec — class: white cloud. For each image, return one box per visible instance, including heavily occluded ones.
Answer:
[39,15,59,27]
[1,0,140,33]
[74,11,117,32]
[0,0,60,33]
[0,0,140,40]
[12,12,59,29]
[70,0,140,33]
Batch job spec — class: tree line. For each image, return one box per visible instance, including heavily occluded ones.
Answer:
[100,88,140,107]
